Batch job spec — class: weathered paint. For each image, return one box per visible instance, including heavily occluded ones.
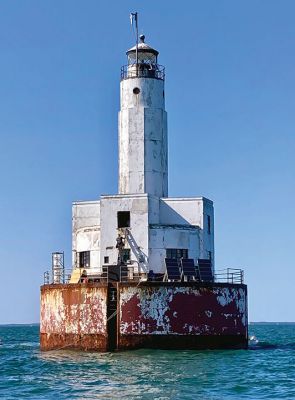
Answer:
[72,201,101,271]
[72,196,214,274]
[40,282,247,351]
[70,41,214,275]
[118,283,247,349]
[119,77,168,198]
[41,38,247,352]
[40,283,108,351]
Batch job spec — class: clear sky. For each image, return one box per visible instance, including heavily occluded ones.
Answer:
[0,0,294,323]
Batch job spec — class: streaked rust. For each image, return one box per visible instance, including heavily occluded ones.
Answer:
[40,282,248,351]
[40,283,108,351]
[40,333,108,351]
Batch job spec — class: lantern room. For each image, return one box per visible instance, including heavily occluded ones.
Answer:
[127,34,158,65]
[121,35,165,80]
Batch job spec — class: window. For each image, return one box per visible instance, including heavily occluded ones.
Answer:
[104,256,109,264]
[117,211,130,228]
[208,251,212,260]
[79,251,90,268]
[122,249,130,263]
[207,215,211,235]
[166,248,188,261]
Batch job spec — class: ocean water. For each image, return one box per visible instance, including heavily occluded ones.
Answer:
[0,324,294,399]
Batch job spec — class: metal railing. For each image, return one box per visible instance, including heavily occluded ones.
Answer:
[94,265,143,283]
[214,268,244,284]
[43,266,244,285]
[43,266,144,285]
[43,268,73,285]
[121,64,165,81]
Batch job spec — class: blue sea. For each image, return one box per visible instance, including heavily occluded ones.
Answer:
[0,324,294,399]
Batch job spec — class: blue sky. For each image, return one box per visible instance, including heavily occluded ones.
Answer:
[0,0,294,323]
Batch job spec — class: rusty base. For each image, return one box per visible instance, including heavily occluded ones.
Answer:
[40,333,248,352]
[40,333,108,351]
[40,282,248,352]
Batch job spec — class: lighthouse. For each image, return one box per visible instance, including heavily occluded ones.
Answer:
[71,34,214,278]
[40,20,247,352]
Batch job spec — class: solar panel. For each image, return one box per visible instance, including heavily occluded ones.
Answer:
[181,258,198,281]
[165,258,182,281]
[198,259,214,282]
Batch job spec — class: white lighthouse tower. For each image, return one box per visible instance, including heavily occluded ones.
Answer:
[71,30,214,278]
[119,34,167,198]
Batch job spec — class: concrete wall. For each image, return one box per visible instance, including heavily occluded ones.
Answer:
[160,197,204,226]
[202,198,215,266]
[72,196,214,273]
[119,77,168,197]
[148,226,200,273]
[72,201,100,270]
[100,194,149,273]
[148,197,215,273]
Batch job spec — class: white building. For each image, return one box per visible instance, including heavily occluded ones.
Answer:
[72,35,214,277]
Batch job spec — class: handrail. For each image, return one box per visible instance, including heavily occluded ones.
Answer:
[121,64,165,81]
[214,268,244,284]
[43,268,74,285]
[42,265,144,285]
[43,266,244,285]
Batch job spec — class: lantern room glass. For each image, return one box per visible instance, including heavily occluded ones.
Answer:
[127,51,158,66]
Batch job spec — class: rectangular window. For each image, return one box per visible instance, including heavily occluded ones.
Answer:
[207,215,211,235]
[79,251,90,268]
[122,249,130,263]
[117,211,130,228]
[166,248,188,261]
[208,250,212,260]
[104,256,109,264]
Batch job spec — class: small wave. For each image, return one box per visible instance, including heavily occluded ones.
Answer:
[249,341,277,350]
[248,336,295,351]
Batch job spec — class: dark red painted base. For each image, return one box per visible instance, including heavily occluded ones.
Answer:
[119,334,248,350]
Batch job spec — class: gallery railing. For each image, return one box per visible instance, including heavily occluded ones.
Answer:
[121,64,165,81]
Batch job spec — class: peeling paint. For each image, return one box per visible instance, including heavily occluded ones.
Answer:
[119,284,247,337]
[41,282,247,351]
[40,284,108,351]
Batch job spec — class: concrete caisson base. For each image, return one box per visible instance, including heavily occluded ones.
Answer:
[40,282,248,352]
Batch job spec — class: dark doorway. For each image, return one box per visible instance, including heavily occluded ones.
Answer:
[117,211,130,228]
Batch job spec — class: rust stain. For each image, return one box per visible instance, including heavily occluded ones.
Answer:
[40,283,247,351]
[40,284,108,351]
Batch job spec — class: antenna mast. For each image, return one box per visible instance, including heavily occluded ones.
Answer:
[130,12,139,76]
